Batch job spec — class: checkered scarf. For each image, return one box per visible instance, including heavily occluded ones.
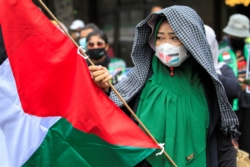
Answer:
[110,6,238,133]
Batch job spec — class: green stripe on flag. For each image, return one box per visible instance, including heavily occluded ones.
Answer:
[23,118,155,167]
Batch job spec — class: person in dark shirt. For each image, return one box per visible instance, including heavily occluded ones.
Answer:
[86,30,126,84]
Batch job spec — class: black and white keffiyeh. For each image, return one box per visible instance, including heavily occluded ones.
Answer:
[110,6,238,132]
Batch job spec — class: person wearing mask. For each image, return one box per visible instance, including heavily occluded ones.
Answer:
[69,19,85,42]
[89,6,238,166]
[79,23,99,50]
[218,13,250,154]
[86,30,126,84]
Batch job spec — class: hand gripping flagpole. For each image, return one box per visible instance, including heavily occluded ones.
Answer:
[38,1,177,166]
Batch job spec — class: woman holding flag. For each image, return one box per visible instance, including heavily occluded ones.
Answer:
[89,6,238,167]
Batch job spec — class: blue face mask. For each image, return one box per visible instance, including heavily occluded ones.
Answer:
[79,38,87,50]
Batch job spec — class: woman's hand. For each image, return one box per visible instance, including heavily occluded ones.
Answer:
[89,65,112,92]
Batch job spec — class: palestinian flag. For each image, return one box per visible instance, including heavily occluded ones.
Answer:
[0,0,158,166]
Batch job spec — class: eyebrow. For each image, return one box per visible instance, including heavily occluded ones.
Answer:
[157,32,175,35]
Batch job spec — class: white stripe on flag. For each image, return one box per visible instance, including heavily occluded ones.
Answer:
[0,59,60,167]
[222,54,230,60]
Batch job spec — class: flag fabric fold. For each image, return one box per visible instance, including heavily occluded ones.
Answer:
[0,0,158,166]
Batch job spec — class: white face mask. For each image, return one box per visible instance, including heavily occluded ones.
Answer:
[155,43,189,67]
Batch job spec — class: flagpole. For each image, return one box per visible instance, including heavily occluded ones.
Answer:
[38,1,177,166]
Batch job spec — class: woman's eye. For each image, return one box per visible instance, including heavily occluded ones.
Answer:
[156,36,164,40]
[172,36,179,41]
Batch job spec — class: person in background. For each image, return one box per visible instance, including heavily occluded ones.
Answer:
[79,23,99,50]
[89,6,238,166]
[218,13,250,154]
[86,30,126,84]
[205,25,240,106]
[150,5,162,13]
[69,19,85,42]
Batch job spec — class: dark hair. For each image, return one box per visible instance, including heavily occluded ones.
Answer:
[83,23,100,31]
[86,30,108,44]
